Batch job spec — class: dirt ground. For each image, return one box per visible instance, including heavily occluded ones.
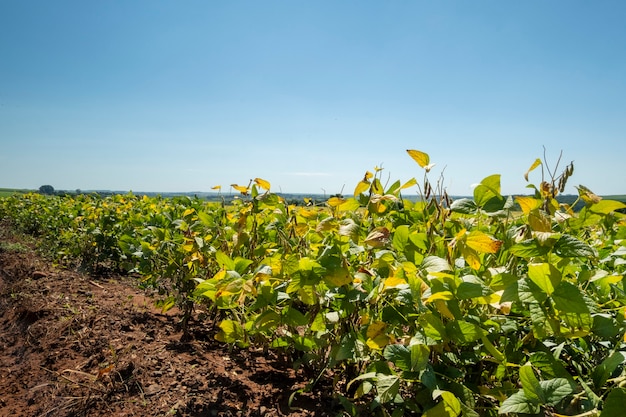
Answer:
[0,227,341,417]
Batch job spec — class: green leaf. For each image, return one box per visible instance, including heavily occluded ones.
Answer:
[592,314,620,339]
[393,225,410,252]
[554,234,597,258]
[233,257,253,274]
[293,335,317,352]
[457,276,492,299]
[499,390,540,414]
[424,391,462,417]
[551,281,589,313]
[420,312,448,341]
[474,174,502,208]
[590,199,626,214]
[447,320,483,345]
[422,256,452,273]
[450,198,478,215]
[383,343,430,373]
[601,388,626,417]
[510,239,551,258]
[529,351,573,381]
[539,378,574,406]
[284,307,308,327]
[215,250,235,270]
[518,277,548,304]
[592,351,626,390]
[527,262,562,295]
[215,319,245,344]
[376,374,401,403]
[336,333,367,362]
[520,363,545,404]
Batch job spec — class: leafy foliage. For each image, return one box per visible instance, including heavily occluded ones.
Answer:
[2,152,626,416]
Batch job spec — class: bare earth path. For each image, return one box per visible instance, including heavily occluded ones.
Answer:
[0,226,338,417]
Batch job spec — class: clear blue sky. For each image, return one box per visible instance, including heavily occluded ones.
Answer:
[1,1,625,196]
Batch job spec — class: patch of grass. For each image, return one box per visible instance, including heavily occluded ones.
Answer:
[0,241,30,253]
[0,188,31,197]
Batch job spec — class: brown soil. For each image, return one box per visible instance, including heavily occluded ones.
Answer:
[0,227,340,417]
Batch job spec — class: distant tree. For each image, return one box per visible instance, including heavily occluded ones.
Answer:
[39,185,55,195]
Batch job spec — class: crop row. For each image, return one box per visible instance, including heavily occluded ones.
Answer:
[1,151,626,416]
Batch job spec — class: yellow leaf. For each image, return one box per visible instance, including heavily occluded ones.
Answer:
[384,276,407,290]
[515,196,542,215]
[325,266,351,287]
[366,321,387,339]
[466,230,502,254]
[254,177,271,190]
[435,299,456,320]
[211,185,222,190]
[524,158,542,182]
[364,171,374,180]
[327,196,345,207]
[477,292,501,305]
[406,149,430,169]
[463,248,482,270]
[231,184,249,195]
[367,334,391,350]
[401,178,417,190]
[354,180,370,196]
[338,198,361,212]
[577,185,602,205]
[368,200,388,215]
[425,291,454,304]
[297,206,320,219]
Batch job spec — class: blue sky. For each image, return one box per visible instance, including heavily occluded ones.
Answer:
[1,1,625,196]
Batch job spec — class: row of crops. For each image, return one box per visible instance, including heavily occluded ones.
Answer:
[1,150,626,416]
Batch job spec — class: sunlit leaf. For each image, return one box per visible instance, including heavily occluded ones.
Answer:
[384,343,430,373]
[383,275,407,289]
[515,196,542,215]
[254,177,271,190]
[524,158,542,182]
[527,262,561,295]
[423,391,462,417]
[406,149,430,169]
[338,198,361,212]
[520,362,545,403]
[447,320,482,344]
[539,378,575,406]
[499,390,540,414]
[327,196,345,207]
[466,230,502,254]
[576,185,602,205]
[474,175,502,208]
[460,245,481,270]
[401,177,418,190]
[590,199,626,214]
[554,234,597,258]
[324,265,351,287]
[211,185,222,190]
[425,291,454,304]
[354,180,370,196]
[231,184,249,195]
